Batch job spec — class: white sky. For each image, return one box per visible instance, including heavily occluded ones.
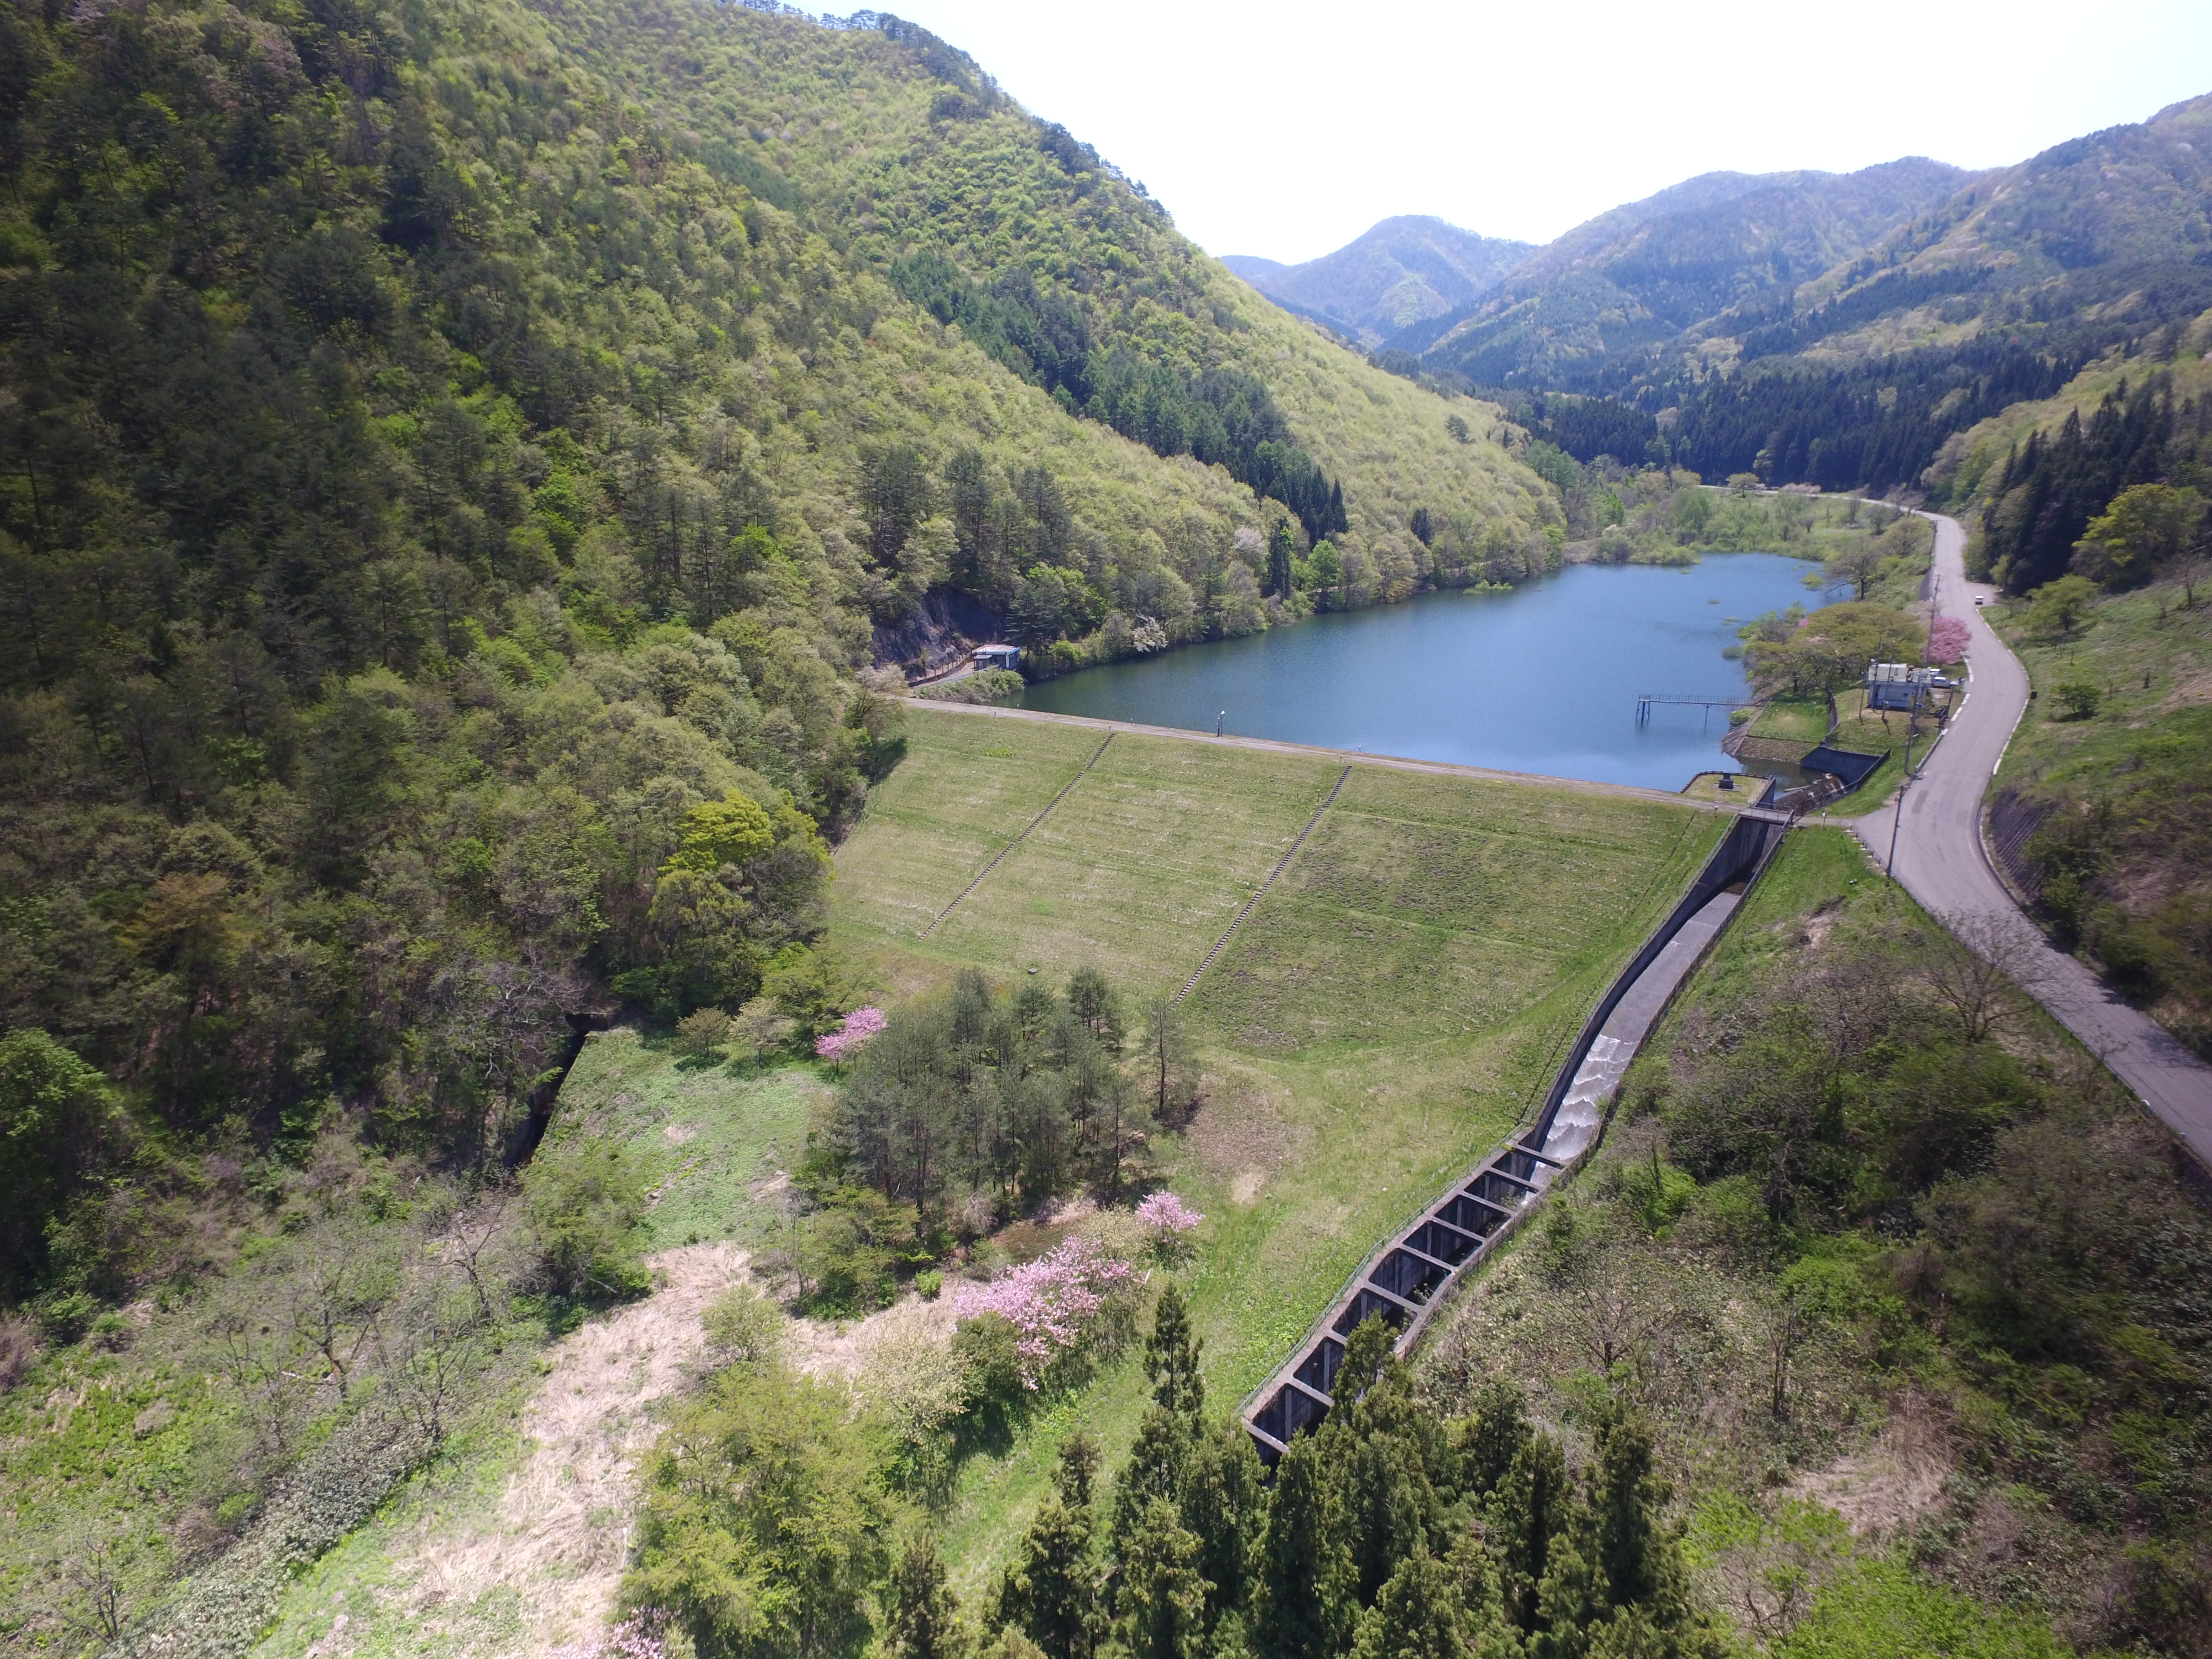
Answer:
[869,0,2212,263]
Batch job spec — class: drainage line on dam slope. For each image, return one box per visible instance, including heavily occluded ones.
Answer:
[918,732,1115,940]
[1241,806,1793,1463]
[1177,765,1351,1004]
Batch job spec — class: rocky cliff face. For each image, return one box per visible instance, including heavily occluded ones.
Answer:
[873,589,1006,679]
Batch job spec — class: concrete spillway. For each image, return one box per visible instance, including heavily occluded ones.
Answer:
[1243,807,1791,1460]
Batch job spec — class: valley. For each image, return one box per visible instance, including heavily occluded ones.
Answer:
[3,2,2211,1657]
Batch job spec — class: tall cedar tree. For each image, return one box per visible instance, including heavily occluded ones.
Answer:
[1111,1282,1205,1558]
[1117,1500,1212,1659]
[995,1436,1104,1659]
[1252,1432,1354,1659]
[890,1532,969,1659]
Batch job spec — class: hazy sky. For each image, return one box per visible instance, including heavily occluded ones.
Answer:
[870,0,2212,263]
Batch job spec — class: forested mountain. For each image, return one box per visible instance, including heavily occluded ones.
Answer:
[1350,94,2212,494]
[1395,159,1973,388]
[0,0,1545,1293]
[1221,215,1531,346]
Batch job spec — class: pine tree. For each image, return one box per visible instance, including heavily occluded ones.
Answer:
[891,1531,970,1659]
[1145,1281,1205,1417]
[1326,1313,1445,1606]
[1253,1433,1353,1659]
[1055,1431,1102,1510]
[1118,1499,1212,1659]
[1340,1431,1432,1607]
[997,1438,1104,1659]
[1529,1407,1703,1659]
[1113,1287,1206,1559]
[1453,1381,1530,1500]
[1530,1528,1604,1659]
[1266,521,1295,599]
[1333,1313,1398,1411]
[1111,1403,1194,1562]
[1586,1408,1667,1612]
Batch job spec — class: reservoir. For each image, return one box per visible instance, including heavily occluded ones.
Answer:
[1019,553,1819,792]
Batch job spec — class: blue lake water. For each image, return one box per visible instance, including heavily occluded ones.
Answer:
[1018,554,1822,791]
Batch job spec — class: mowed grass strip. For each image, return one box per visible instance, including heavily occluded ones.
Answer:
[1192,764,1722,1051]
[925,732,1342,998]
[832,709,1106,939]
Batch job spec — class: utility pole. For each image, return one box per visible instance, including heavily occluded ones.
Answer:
[1886,769,1910,885]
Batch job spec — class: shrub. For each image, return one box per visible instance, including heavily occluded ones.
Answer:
[2051,679,2101,719]
[674,1008,732,1063]
[918,668,1025,705]
[524,1140,650,1302]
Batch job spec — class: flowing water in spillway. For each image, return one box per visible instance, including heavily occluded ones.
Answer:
[1019,552,1822,791]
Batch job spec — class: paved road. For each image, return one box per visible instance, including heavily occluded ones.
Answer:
[1853,513,2212,1160]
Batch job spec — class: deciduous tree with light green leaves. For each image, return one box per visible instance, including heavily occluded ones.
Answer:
[2070,482,2206,589]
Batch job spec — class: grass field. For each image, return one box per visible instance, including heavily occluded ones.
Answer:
[546,1037,826,1255]
[1748,693,1830,746]
[832,706,1726,1592]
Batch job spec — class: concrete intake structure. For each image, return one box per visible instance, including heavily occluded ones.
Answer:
[1243,807,1792,1461]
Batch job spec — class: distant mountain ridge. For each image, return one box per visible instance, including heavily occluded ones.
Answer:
[1223,215,1532,345]
[1231,93,2212,493]
[1401,156,1978,389]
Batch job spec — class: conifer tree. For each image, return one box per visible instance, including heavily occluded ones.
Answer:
[1180,1419,1267,1624]
[891,1531,970,1659]
[997,1437,1104,1659]
[1266,521,1296,599]
[1453,1381,1530,1500]
[1145,1281,1204,1417]
[1530,1406,1703,1659]
[1253,1433,1353,1659]
[1326,1314,1447,1607]
[1488,1431,1571,1634]
[1340,1431,1432,1607]
[1112,1286,1205,1559]
[1586,1408,1668,1613]
[1118,1499,1212,1659]
[1351,1552,1468,1659]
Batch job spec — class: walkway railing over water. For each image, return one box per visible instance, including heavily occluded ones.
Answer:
[1635,692,1754,725]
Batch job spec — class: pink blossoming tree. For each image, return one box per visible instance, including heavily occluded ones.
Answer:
[815,1005,886,1063]
[1926,615,1970,665]
[952,1237,1141,1389]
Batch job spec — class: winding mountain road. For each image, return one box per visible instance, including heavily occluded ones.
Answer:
[1853,512,2212,1161]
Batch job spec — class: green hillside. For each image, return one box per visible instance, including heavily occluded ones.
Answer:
[0,0,1551,1285]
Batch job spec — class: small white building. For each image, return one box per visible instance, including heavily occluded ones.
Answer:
[972,643,1022,672]
[1866,661,1952,711]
